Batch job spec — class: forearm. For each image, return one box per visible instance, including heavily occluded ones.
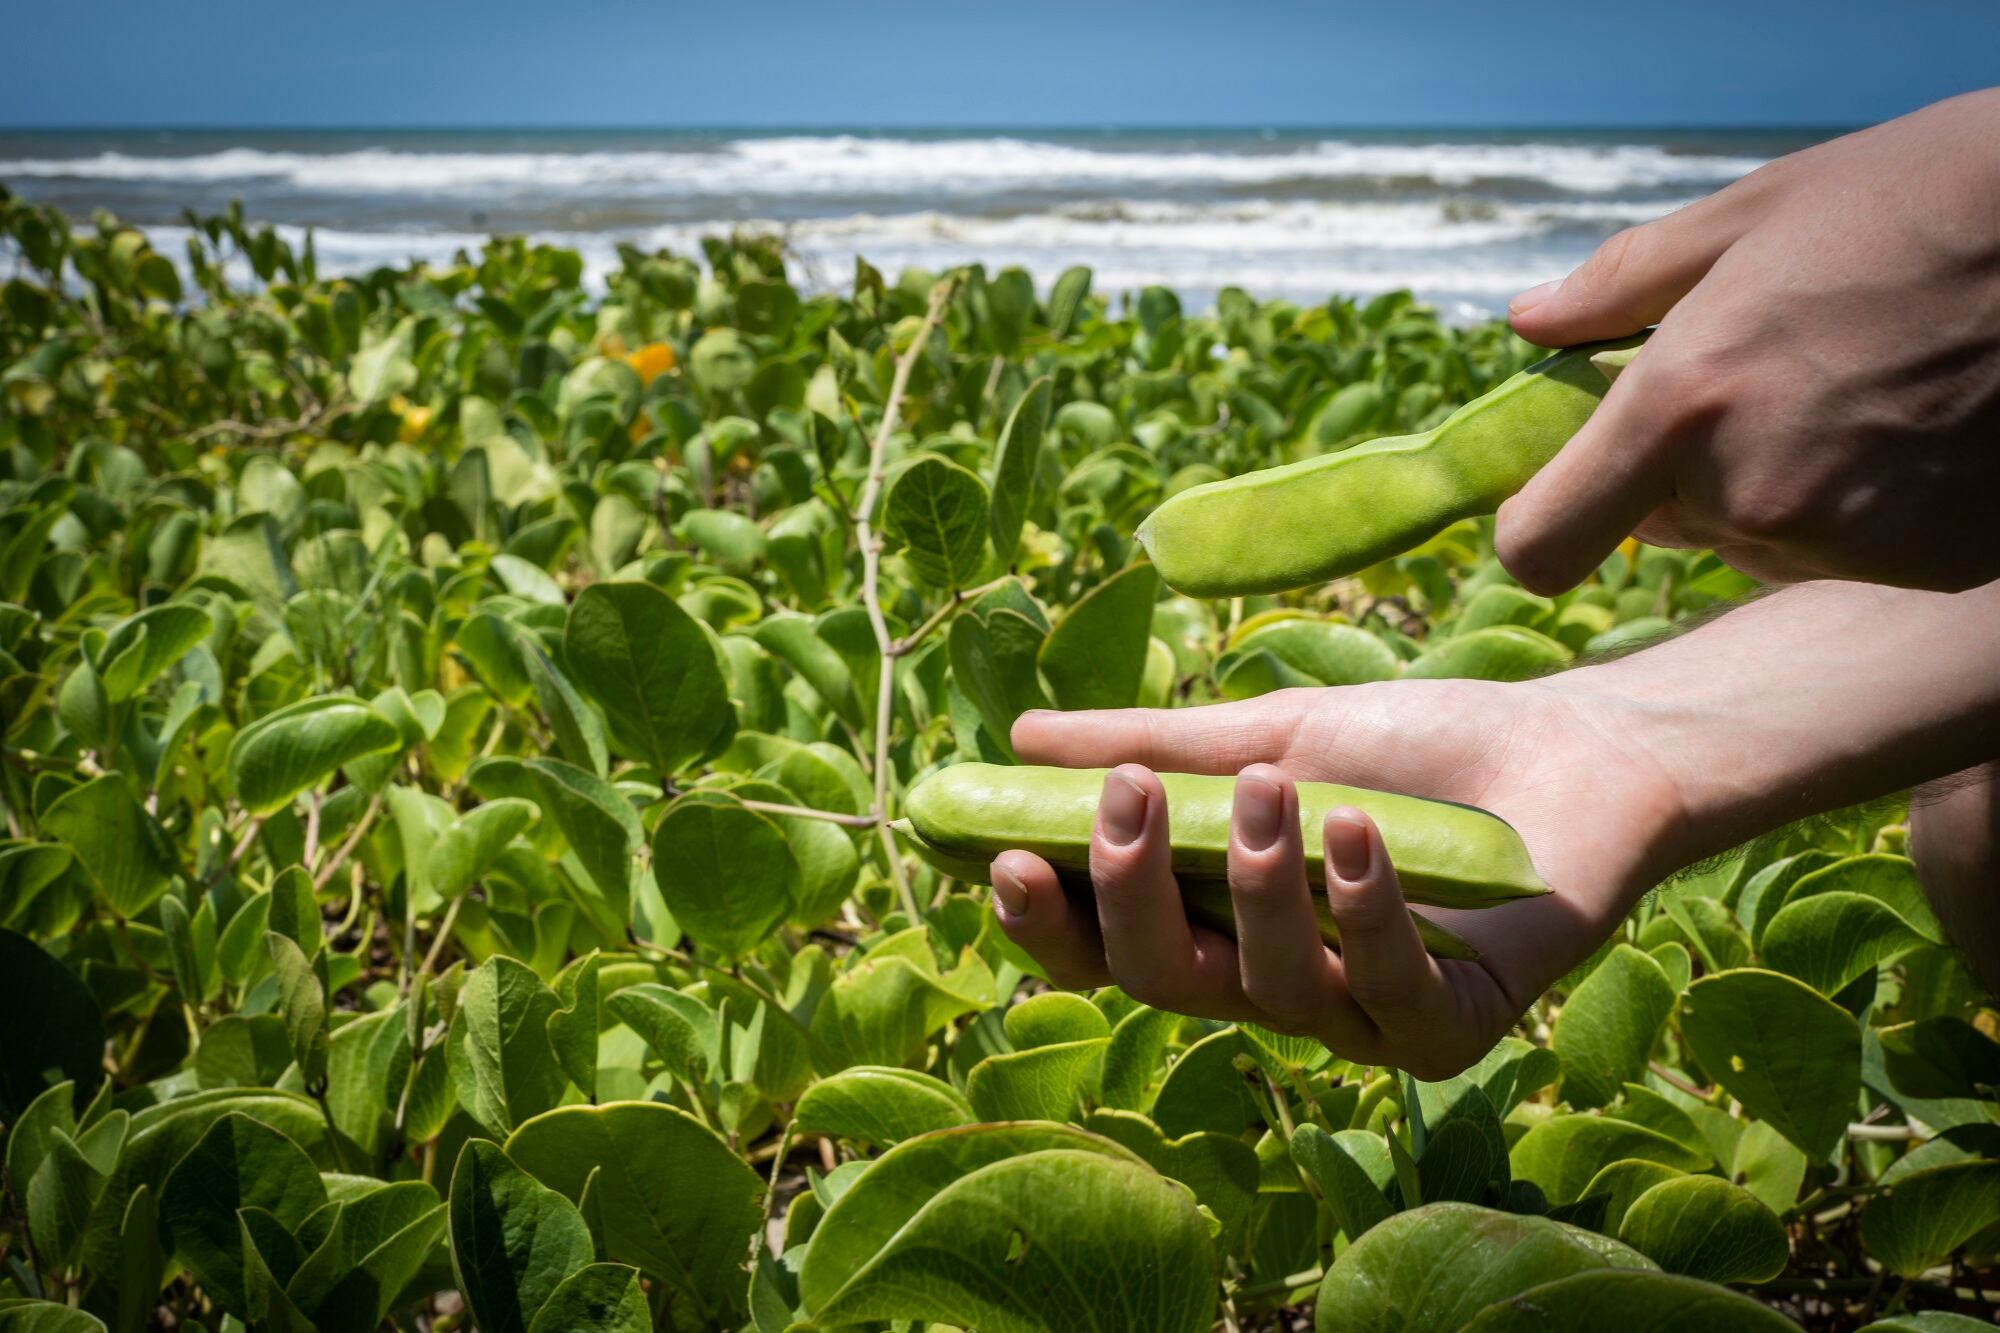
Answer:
[1570,578,2000,867]
[1910,763,2000,997]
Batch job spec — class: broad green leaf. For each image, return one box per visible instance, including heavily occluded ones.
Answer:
[1005,991,1112,1047]
[0,1302,108,1332]
[228,696,400,816]
[1677,969,1860,1161]
[546,952,603,1099]
[1878,1017,2000,1101]
[564,581,733,777]
[1460,1269,1798,1331]
[1150,1026,1261,1138]
[1402,625,1571,681]
[1617,1175,1787,1283]
[1455,1036,1562,1118]
[605,982,718,1086]
[1553,944,1676,1109]
[1730,1120,1810,1216]
[517,636,608,777]
[1760,891,1927,995]
[159,1112,328,1317]
[812,1148,1216,1333]
[1081,1108,1261,1245]
[100,603,211,702]
[450,956,567,1137]
[1781,853,1942,943]
[428,798,538,901]
[751,613,864,731]
[1739,850,1844,946]
[1858,1160,2000,1277]
[883,453,991,590]
[798,1122,1147,1309]
[448,1140,594,1333]
[1601,1084,1712,1167]
[527,1263,650,1333]
[27,1129,102,1271]
[1576,1159,1687,1236]
[266,931,329,1088]
[0,930,104,1120]
[808,948,987,1072]
[948,603,1048,756]
[1039,561,1160,711]
[1509,1116,1708,1206]
[1098,1003,1179,1111]
[964,1037,1108,1121]
[505,1101,762,1320]
[1312,1202,1652,1333]
[793,1067,976,1147]
[1291,1124,1400,1240]
[989,376,1052,564]
[1856,1316,2000,1333]
[651,791,796,960]
[40,774,179,917]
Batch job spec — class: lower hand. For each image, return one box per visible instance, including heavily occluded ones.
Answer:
[990,677,1686,1080]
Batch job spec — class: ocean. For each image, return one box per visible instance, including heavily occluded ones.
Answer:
[0,127,1832,319]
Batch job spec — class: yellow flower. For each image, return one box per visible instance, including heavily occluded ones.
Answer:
[398,403,434,443]
[626,342,677,386]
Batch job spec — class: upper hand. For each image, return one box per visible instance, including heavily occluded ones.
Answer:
[1499,88,2000,595]
[989,678,1686,1080]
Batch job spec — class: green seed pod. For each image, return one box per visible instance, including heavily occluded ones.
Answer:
[895,764,1555,962]
[1135,334,1648,596]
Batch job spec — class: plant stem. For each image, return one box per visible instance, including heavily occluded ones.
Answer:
[313,794,381,892]
[853,275,957,926]
[890,574,1013,655]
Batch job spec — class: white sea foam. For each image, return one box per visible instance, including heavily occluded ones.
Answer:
[0,136,1764,196]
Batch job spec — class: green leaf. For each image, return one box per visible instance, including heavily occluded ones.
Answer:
[427,798,538,901]
[1078,1108,1261,1246]
[798,1121,1147,1310]
[1508,1116,1708,1207]
[448,1139,595,1333]
[1402,626,1572,681]
[1039,561,1162,711]
[40,774,180,917]
[1150,1027,1261,1138]
[989,377,1052,564]
[1460,1269,1798,1331]
[1552,944,1676,1110]
[807,941,988,1072]
[27,1129,103,1271]
[949,603,1049,757]
[604,982,718,1085]
[0,930,104,1120]
[0,1302,108,1333]
[1878,1017,2000,1101]
[1729,1120,1810,1216]
[564,581,733,777]
[1292,1125,1400,1241]
[1312,1202,1652,1333]
[450,956,567,1137]
[1760,891,1927,995]
[1856,1315,2000,1333]
[266,931,329,1089]
[99,603,211,702]
[650,791,796,960]
[883,453,991,590]
[505,1101,763,1320]
[793,1067,977,1148]
[527,1263,651,1333]
[159,1112,328,1317]
[1859,1160,2000,1277]
[750,613,865,731]
[1098,1004,1179,1111]
[1576,1159,1687,1237]
[1676,969,1860,1161]
[546,952,603,1099]
[1006,991,1112,1047]
[1616,1175,1787,1283]
[348,317,417,404]
[227,696,401,816]
[811,1148,1217,1333]
[964,1037,1108,1121]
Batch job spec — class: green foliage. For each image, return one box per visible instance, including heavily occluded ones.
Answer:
[0,193,1992,1329]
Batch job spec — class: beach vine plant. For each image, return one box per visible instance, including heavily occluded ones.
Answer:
[0,185,1996,1332]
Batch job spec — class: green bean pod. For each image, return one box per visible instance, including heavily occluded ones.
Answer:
[1134,334,1648,596]
[894,764,1555,962]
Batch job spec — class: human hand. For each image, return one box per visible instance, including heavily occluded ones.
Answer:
[988,677,1686,1079]
[1500,88,2000,594]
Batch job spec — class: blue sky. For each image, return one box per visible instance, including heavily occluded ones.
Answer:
[6,0,1995,128]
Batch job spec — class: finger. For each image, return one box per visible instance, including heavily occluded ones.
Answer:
[1090,765,1259,1020]
[1319,806,1451,1037]
[989,849,1112,991]
[1013,694,1310,774]
[1226,766,1373,1050]
[1506,190,1754,346]
[1493,354,1687,595]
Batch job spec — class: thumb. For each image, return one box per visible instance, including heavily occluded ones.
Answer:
[1507,191,1750,347]
[1494,351,1683,594]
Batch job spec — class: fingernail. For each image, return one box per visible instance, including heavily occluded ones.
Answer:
[1100,771,1148,847]
[1326,810,1372,881]
[1508,278,1563,317]
[992,862,1028,916]
[1235,774,1284,852]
